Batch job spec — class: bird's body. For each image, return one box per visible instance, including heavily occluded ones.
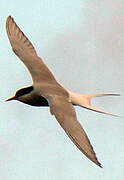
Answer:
[6,16,120,168]
[12,85,68,107]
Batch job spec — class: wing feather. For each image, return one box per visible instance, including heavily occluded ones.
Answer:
[6,16,56,83]
[6,16,37,56]
[49,95,102,168]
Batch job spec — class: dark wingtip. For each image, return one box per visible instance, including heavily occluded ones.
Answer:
[6,15,12,23]
[99,164,103,168]
[95,159,103,168]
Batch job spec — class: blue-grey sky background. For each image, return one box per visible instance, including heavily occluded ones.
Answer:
[0,0,124,179]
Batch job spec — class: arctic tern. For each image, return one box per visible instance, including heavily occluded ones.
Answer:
[6,16,120,168]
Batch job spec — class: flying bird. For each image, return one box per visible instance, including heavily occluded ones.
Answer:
[5,16,120,168]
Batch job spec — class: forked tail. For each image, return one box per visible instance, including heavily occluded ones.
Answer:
[68,91,121,117]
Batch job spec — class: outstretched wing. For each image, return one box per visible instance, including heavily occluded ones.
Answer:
[49,95,102,168]
[6,16,56,84]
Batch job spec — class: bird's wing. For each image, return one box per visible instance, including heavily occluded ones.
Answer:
[48,95,102,168]
[6,16,57,84]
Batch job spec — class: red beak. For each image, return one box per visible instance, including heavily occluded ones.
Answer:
[5,96,16,102]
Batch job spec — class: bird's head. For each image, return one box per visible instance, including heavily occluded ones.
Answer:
[6,86,34,102]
